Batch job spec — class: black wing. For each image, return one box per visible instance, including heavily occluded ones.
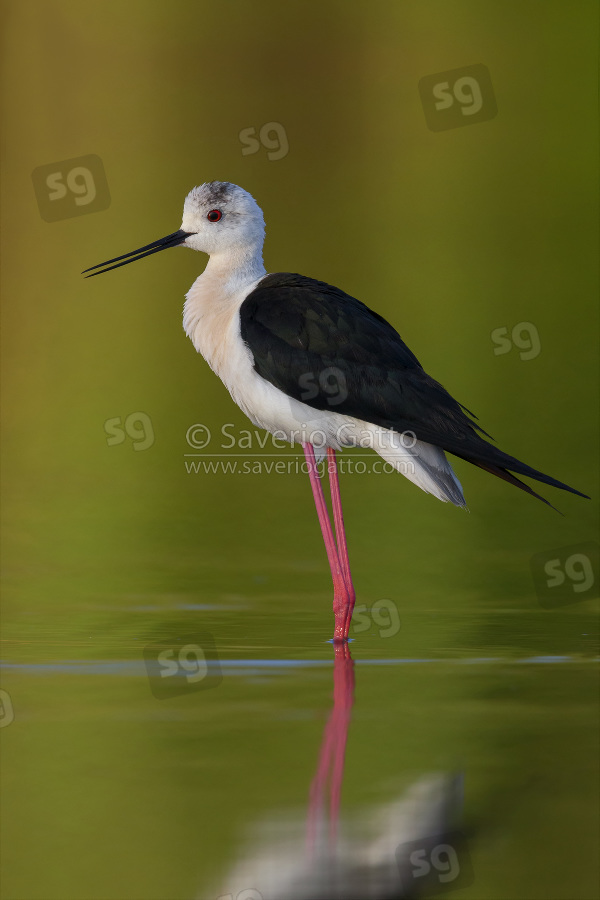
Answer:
[240,273,588,503]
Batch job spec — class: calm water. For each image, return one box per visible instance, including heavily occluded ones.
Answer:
[2,485,599,899]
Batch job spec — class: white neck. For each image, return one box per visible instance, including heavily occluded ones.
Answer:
[183,244,267,357]
[201,244,266,294]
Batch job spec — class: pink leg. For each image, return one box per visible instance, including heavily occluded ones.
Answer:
[327,448,356,640]
[303,444,349,641]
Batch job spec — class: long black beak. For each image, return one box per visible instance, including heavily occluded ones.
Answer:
[82,229,193,277]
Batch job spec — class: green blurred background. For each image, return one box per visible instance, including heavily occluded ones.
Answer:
[1,2,598,899]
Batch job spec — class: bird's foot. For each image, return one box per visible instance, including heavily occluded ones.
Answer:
[333,587,356,642]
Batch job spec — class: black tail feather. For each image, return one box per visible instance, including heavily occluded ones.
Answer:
[469,460,564,513]
[453,439,590,504]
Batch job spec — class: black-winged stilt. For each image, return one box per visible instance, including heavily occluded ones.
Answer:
[84,182,588,642]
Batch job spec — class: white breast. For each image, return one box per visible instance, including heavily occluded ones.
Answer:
[183,269,351,455]
[183,268,465,505]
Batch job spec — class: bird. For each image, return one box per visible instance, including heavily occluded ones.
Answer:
[84,181,589,642]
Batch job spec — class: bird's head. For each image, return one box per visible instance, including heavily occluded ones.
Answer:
[181,181,265,257]
[83,181,265,277]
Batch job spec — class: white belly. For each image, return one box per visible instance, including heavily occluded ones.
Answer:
[184,272,349,453]
[183,271,466,506]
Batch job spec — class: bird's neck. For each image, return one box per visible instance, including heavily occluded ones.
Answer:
[183,244,267,355]
[201,244,267,294]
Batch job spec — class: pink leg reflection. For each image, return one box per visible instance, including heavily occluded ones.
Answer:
[307,642,355,853]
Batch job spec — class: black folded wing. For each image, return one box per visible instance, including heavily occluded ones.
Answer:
[239,273,588,503]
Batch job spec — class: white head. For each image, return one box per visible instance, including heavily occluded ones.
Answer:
[181,182,265,258]
[83,181,266,278]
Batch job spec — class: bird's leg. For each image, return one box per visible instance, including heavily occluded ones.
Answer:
[303,443,350,641]
[327,448,356,641]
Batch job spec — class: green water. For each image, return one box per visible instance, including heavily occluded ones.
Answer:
[1,2,599,898]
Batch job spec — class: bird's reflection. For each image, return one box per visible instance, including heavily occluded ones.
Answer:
[211,644,464,900]
[306,641,355,852]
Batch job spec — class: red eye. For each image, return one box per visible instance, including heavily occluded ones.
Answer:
[207,209,222,222]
